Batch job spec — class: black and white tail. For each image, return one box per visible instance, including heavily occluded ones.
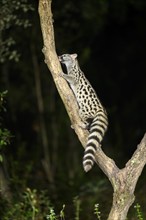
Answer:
[83,110,108,172]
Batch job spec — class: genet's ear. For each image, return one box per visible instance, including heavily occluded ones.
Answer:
[71,53,78,59]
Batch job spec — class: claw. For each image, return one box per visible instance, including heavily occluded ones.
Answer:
[59,72,64,77]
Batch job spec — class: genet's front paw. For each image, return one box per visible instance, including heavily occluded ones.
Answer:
[79,121,89,130]
[59,72,65,78]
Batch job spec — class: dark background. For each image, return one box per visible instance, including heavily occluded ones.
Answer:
[0,0,146,219]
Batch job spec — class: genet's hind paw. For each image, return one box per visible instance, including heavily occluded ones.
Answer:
[59,72,65,78]
[78,121,89,130]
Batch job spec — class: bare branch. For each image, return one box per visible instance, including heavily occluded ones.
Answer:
[38,0,88,149]
[38,1,146,219]
[125,133,146,192]
[38,0,118,183]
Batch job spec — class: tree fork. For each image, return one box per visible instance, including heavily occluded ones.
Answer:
[38,0,146,219]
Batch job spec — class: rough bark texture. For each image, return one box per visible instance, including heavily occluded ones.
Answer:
[38,1,146,219]
[38,0,88,148]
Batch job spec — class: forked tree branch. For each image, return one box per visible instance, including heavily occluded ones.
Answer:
[38,1,146,219]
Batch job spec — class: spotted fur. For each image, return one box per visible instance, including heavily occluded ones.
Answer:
[59,53,108,172]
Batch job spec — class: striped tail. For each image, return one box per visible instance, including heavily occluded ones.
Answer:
[83,110,108,172]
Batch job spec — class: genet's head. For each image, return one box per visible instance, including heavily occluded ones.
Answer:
[58,53,77,68]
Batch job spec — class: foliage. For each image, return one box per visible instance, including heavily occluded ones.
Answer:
[0,128,11,162]
[94,204,101,220]
[0,91,11,162]
[60,204,65,220]
[0,90,8,111]
[73,196,81,220]
[46,205,66,220]
[1,190,145,220]
[134,203,144,220]
[1,188,65,220]
[46,208,57,220]
[0,0,146,219]
[1,188,50,220]
[0,0,34,63]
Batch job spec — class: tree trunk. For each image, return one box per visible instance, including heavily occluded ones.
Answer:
[31,42,54,183]
[38,0,146,219]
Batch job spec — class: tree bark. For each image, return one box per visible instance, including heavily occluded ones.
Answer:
[38,0,146,219]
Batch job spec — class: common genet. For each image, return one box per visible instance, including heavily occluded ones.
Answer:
[59,53,108,172]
